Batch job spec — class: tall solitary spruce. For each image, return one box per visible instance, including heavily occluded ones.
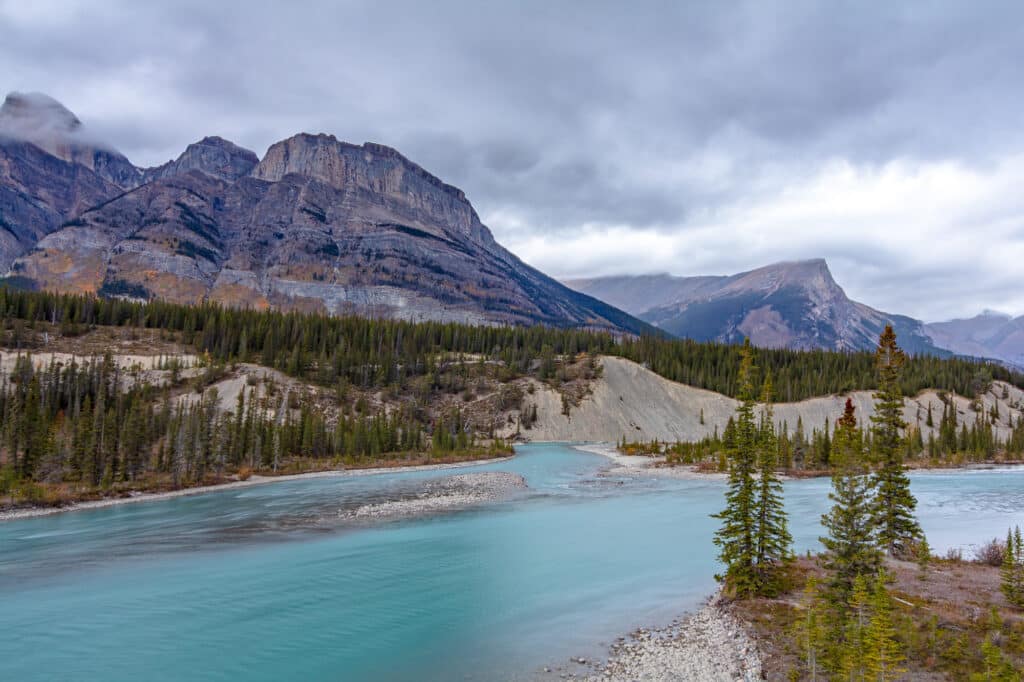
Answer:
[712,339,760,597]
[869,325,924,556]
[820,398,880,601]
[754,371,793,595]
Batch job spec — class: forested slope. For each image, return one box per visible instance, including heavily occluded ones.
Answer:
[0,288,1022,508]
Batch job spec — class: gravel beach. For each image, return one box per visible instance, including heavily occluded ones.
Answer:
[340,471,528,520]
[571,597,763,682]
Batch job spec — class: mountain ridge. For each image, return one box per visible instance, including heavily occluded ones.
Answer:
[566,260,944,354]
[0,92,654,336]
[924,311,1024,367]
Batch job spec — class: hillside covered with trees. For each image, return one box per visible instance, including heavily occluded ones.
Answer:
[1,288,1023,509]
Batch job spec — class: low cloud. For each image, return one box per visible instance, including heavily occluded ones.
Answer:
[2,0,1023,319]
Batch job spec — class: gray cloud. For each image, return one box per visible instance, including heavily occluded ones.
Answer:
[2,0,1024,319]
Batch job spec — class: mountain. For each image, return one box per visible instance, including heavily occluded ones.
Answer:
[0,92,653,335]
[925,311,1024,367]
[141,136,259,184]
[0,92,140,188]
[566,259,944,354]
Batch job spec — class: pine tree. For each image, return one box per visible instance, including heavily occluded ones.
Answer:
[916,536,931,578]
[821,398,881,602]
[835,574,871,681]
[792,576,827,681]
[753,371,792,596]
[975,636,1020,682]
[869,326,924,556]
[863,574,906,681]
[712,339,759,598]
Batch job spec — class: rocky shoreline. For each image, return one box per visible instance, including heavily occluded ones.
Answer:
[340,472,528,520]
[537,594,763,682]
[584,599,762,682]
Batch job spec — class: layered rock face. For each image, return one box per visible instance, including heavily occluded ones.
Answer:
[0,139,122,269]
[568,260,943,353]
[1,93,651,335]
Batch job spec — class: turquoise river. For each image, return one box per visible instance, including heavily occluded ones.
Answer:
[2,443,1024,680]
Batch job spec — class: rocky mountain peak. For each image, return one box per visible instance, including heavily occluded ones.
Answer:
[569,258,941,354]
[0,91,140,189]
[253,133,491,245]
[1,100,650,336]
[0,92,83,142]
[0,91,90,163]
[718,258,845,308]
[142,135,258,183]
[980,308,1012,320]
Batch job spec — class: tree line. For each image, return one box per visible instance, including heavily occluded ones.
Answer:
[0,288,1021,402]
[0,352,506,505]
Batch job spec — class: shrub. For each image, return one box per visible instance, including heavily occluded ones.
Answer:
[974,538,1007,567]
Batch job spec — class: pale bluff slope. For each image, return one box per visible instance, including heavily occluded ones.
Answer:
[506,357,1024,444]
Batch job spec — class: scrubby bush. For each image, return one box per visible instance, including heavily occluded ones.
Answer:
[975,538,1007,567]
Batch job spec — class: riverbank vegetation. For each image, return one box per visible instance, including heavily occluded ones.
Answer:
[1,287,1022,509]
[710,326,1024,679]
[734,553,1024,680]
[0,351,512,509]
[617,374,1024,473]
[622,391,1024,469]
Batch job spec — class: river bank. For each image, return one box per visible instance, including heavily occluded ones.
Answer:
[730,555,1024,680]
[567,595,763,682]
[572,441,1024,481]
[572,442,729,480]
[0,455,515,522]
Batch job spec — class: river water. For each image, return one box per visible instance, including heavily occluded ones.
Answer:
[2,443,1023,681]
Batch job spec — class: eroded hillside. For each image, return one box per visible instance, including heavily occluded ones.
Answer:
[505,356,1024,446]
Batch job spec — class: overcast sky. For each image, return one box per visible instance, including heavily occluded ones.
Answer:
[2,0,1023,321]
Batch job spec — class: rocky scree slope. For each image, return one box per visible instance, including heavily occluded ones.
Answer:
[0,92,651,335]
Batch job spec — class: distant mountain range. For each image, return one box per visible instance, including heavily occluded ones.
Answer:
[568,260,950,356]
[0,92,653,336]
[3,91,1018,359]
[924,312,1024,368]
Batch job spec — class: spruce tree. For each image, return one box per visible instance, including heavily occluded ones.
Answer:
[869,326,924,556]
[792,576,827,681]
[916,536,931,577]
[1001,526,1024,608]
[753,372,792,595]
[712,339,759,598]
[821,398,880,602]
[835,574,871,681]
